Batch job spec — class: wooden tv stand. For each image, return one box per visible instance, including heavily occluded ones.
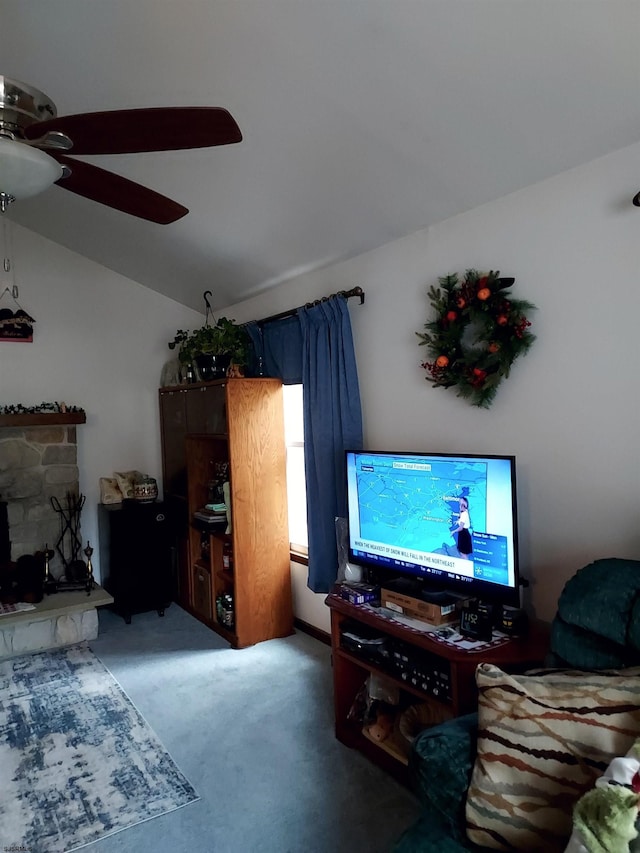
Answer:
[325,590,549,784]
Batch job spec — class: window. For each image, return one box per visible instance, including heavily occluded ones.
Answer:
[283,384,308,555]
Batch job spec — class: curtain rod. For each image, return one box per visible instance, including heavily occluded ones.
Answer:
[252,286,365,327]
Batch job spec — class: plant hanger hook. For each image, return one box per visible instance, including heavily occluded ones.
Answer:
[203,290,213,326]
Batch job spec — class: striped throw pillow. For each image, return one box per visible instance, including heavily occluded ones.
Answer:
[465,664,640,852]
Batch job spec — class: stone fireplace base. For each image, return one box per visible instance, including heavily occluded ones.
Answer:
[0,585,113,659]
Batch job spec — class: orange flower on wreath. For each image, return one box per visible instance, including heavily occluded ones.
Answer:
[435,355,449,368]
[477,287,491,301]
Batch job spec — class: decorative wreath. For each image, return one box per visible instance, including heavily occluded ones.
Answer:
[417,270,536,409]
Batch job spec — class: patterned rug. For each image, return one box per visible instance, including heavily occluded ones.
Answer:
[0,644,199,852]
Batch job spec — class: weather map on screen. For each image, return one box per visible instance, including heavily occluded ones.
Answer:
[355,456,486,555]
[346,450,519,603]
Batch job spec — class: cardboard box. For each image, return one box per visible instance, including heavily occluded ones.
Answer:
[381,587,458,626]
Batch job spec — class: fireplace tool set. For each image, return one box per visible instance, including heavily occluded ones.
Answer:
[49,492,94,594]
[0,494,94,603]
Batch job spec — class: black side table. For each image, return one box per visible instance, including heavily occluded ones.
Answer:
[98,501,173,624]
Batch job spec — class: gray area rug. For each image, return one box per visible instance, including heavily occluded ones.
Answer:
[0,643,199,852]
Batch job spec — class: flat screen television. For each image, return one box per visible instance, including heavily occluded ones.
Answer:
[346,450,521,606]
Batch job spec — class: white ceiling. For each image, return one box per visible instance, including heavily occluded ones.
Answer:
[1,1,639,312]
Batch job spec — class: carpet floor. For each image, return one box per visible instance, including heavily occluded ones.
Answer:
[82,605,421,853]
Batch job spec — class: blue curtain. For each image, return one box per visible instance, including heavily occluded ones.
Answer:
[244,316,302,383]
[245,296,363,592]
[299,298,363,591]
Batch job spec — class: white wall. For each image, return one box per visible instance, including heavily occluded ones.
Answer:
[4,140,637,631]
[223,141,640,628]
[0,224,203,582]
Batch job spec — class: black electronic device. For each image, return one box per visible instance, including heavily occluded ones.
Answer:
[500,605,529,636]
[341,629,387,661]
[345,450,521,607]
[387,638,452,702]
[340,621,389,663]
[459,599,493,642]
[339,625,452,702]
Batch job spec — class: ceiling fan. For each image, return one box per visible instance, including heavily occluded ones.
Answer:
[0,76,242,224]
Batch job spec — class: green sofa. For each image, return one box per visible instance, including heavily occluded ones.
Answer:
[394,558,640,853]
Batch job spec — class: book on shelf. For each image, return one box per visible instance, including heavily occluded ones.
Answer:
[204,502,227,513]
[193,507,227,524]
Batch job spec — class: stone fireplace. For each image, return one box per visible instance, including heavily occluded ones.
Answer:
[0,412,84,579]
[0,410,114,659]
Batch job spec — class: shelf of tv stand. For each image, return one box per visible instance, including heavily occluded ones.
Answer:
[337,644,453,712]
[325,590,549,784]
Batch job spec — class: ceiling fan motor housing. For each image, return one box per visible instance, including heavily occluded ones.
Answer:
[0,76,57,140]
[0,78,64,209]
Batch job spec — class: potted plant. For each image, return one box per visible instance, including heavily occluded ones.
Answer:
[168,317,250,380]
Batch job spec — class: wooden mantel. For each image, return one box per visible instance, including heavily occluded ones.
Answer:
[0,412,86,427]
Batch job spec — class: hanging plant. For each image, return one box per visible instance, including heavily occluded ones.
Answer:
[417,270,536,409]
[168,317,250,366]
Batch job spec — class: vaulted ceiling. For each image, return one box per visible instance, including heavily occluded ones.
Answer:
[1,1,639,312]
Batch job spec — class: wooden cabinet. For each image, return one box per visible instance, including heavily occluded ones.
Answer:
[159,383,228,498]
[160,378,293,648]
[192,559,213,621]
[325,591,548,784]
[185,383,227,434]
[159,388,189,497]
[159,381,228,605]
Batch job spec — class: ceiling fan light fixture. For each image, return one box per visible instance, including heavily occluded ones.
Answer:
[0,138,63,207]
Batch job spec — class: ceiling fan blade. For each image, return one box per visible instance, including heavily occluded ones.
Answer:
[53,154,188,224]
[25,107,242,155]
